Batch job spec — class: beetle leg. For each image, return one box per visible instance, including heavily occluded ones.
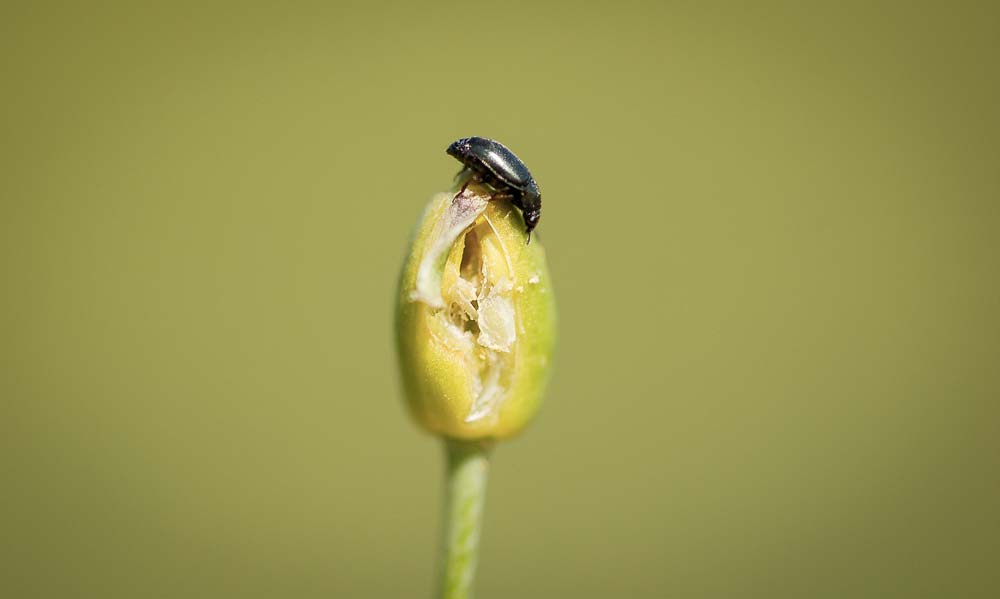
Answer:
[489,190,516,203]
[452,175,479,202]
[454,172,488,201]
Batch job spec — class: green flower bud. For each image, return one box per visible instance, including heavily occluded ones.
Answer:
[396,183,556,441]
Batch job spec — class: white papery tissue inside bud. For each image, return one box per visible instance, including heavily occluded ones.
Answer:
[477,284,516,352]
[435,210,517,423]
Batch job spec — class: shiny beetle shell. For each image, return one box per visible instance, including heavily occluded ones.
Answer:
[446,136,542,237]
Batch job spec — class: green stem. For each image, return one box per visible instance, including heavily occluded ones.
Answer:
[438,439,491,599]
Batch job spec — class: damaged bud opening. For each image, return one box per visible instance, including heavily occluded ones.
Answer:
[396,183,556,441]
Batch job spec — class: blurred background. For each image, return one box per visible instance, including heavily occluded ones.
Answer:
[2,1,998,597]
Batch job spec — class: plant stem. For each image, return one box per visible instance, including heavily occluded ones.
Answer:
[438,439,491,599]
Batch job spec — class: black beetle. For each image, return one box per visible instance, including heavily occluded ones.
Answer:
[446,136,541,241]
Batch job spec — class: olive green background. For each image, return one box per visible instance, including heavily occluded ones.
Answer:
[2,2,998,597]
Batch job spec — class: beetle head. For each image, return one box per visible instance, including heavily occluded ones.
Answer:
[446,138,474,161]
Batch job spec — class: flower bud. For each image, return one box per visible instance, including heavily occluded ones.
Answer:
[395,184,556,441]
